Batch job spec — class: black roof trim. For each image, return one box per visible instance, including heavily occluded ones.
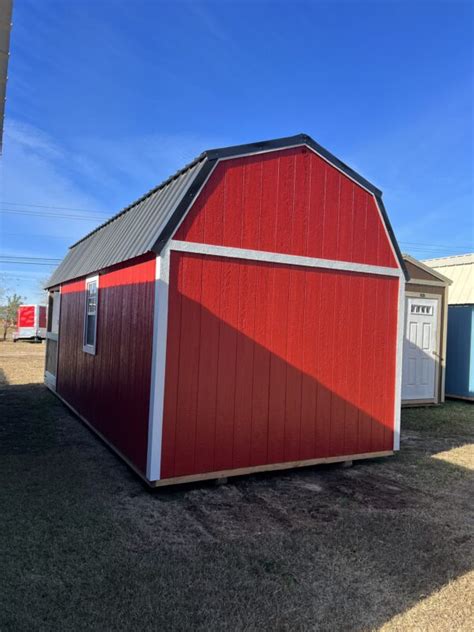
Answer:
[151,158,218,254]
[203,133,383,197]
[376,197,409,280]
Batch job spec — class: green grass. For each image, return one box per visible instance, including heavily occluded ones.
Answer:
[401,400,473,435]
[0,379,473,631]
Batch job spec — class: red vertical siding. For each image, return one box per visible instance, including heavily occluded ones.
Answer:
[176,147,398,269]
[161,253,399,479]
[56,255,155,474]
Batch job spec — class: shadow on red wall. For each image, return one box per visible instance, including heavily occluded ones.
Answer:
[161,268,398,480]
[57,272,155,475]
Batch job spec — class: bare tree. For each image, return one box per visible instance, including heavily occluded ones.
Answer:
[36,277,49,306]
[0,293,25,341]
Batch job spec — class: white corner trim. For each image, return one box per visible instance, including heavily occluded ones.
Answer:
[146,248,171,482]
[441,286,449,403]
[169,240,403,278]
[393,276,406,451]
[44,370,56,390]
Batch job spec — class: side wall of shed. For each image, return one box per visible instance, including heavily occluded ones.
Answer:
[56,254,156,474]
[446,305,474,399]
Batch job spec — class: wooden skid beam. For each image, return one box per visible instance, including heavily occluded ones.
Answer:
[150,451,393,488]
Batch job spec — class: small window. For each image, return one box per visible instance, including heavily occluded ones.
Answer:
[83,276,99,354]
[410,303,433,316]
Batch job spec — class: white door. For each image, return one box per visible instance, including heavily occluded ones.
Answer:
[402,297,439,401]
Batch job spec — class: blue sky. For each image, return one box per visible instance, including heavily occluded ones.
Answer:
[1,0,472,302]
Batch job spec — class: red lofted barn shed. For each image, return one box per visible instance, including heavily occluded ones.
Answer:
[45,134,408,487]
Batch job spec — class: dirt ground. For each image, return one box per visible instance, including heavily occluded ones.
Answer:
[0,340,473,631]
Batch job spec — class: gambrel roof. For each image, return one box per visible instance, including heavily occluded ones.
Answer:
[47,134,408,287]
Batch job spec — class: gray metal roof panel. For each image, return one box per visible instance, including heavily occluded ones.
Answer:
[46,158,206,287]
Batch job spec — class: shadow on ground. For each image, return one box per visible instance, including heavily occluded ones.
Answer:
[0,383,472,631]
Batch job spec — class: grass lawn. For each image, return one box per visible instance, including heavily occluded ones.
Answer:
[0,341,473,631]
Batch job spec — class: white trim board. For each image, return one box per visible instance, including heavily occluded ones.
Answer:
[169,240,403,278]
[393,276,405,451]
[146,248,171,482]
[408,278,447,287]
[44,370,56,390]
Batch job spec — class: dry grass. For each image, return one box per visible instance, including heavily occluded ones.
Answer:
[0,340,45,386]
[0,342,472,631]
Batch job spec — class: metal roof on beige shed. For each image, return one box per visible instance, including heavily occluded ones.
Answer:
[423,254,474,305]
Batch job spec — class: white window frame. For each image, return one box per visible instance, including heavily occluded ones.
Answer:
[83,275,99,355]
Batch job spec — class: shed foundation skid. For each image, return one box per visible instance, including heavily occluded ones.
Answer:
[149,453,393,488]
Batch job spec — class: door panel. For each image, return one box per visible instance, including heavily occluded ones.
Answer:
[45,290,61,390]
[402,297,439,400]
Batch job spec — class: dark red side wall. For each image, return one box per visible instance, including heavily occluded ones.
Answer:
[161,252,399,480]
[56,255,155,474]
[176,147,398,268]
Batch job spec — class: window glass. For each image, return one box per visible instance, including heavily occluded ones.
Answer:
[410,304,433,316]
[84,279,98,351]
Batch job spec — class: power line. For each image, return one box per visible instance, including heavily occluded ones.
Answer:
[1,232,72,239]
[1,201,109,214]
[3,206,470,253]
[1,211,471,250]
[0,262,58,267]
[0,208,108,221]
[0,256,61,266]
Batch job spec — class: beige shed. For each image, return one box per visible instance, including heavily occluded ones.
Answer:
[402,255,452,406]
